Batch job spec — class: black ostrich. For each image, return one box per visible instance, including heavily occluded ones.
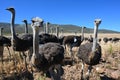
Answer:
[84,37,88,42]
[0,36,11,64]
[6,7,33,69]
[112,37,120,43]
[98,38,101,43]
[22,19,28,34]
[30,17,64,80]
[39,33,59,44]
[21,19,33,64]
[0,27,11,64]
[77,19,102,80]
[63,26,86,63]
[108,38,112,42]
[20,19,33,43]
[103,37,108,43]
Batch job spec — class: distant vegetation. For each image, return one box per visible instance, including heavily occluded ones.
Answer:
[0,22,120,35]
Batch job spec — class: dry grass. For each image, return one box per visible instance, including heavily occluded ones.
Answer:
[59,33,120,38]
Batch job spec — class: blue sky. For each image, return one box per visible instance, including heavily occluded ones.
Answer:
[0,0,120,32]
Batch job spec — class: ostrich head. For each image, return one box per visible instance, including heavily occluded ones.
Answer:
[46,22,50,25]
[31,17,44,30]
[94,19,101,27]
[0,27,3,30]
[83,26,86,28]
[22,19,27,23]
[6,7,15,13]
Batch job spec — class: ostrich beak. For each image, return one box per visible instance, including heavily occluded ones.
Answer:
[6,8,9,10]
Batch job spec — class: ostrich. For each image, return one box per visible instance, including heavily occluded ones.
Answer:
[0,27,11,64]
[77,19,102,80]
[88,35,93,43]
[63,26,86,63]
[112,37,120,43]
[30,17,64,80]
[103,37,108,43]
[21,19,33,64]
[98,38,101,43]
[6,7,33,69]
[39,33,59,44]
[22,19,28,34]
[0,36,11,64]
[58,36,65,45]
[21,19,33,41]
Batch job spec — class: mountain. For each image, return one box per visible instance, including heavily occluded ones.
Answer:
[0,22,119,35]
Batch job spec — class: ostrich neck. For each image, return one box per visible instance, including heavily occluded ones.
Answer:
[0,28,3,36]
[25,21,28,34]
[11,11,16,39]
[46,23,49,34]
[92,25,98,52]
[33,28,39,55]
[81,27,84,42]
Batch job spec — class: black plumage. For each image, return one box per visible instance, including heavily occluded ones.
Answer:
[103,37,108,43]
[0,36,11,47]
[77,42,101,65]
[63,27,85,49]
[63,35,82,47]
[0,36,11,63]
[33,42,64,71]
[112,37,120,43]
[39,33,59,44]
[0,26,11,63]
[12,36,32,51]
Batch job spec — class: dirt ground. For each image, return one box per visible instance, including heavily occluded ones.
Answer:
[0,33,120,80]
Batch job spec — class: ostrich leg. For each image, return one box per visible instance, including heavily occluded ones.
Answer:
[55,64,64,77]
[0,46,4,64]
[70,45,75,64]
[22,52,27,70]
[6,46,11,61]
[81,61,84,80]
[49,65,61,80]
[85,66,92,80]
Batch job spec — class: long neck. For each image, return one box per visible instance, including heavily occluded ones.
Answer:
[81,27,84,42]
[24,21,28,34]
[46,23,49,34]
[0,28,3,36]
[92,24,98,52]
[11,11,16,39]
[33,27,39,55]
